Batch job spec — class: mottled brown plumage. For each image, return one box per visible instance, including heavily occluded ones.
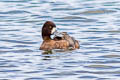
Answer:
[40,40,69,50]
[40,21,80,50]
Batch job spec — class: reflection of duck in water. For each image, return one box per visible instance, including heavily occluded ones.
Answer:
[40,21,79,50]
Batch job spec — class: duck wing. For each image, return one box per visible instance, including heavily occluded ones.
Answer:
[54,32,80,49]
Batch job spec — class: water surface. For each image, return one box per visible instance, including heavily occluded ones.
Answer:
[0,0,120,80]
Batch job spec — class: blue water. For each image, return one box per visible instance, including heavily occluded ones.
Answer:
[0,0,120,80]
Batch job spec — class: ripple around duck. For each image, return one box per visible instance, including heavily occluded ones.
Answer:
[11,49,34,53]
[0,39,37,44]
[100,54,120,58]
[75,70,120,75]
[51,8,74,11]
[44,71,78,77]
[0,0,30,3]
[0,69,21,73]
[79,76,97,79]
[82,30,120,33]
[55,16,97,23]
[0,79,9,80]
[84,64,119,69]
[25,77,45,80]
[0,10,31,14]
[0,64,17,68]
[80,9,116,15]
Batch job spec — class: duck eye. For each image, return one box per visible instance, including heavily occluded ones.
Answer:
[49,26,52,29]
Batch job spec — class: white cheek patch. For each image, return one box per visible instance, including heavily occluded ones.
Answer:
[51,27,56,34]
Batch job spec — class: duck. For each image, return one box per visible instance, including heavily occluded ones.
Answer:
[40,21,79,50]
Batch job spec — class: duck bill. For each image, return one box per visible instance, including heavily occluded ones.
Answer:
[51,27,57,35]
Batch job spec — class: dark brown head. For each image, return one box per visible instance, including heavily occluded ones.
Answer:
[42,21,56,40]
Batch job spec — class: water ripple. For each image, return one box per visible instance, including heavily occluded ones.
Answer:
[0,10,31,14]
[0,0,120,80]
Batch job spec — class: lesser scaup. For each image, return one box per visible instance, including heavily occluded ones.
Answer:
[40,21,79,50]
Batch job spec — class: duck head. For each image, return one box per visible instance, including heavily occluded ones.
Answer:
[42,21,57,40]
